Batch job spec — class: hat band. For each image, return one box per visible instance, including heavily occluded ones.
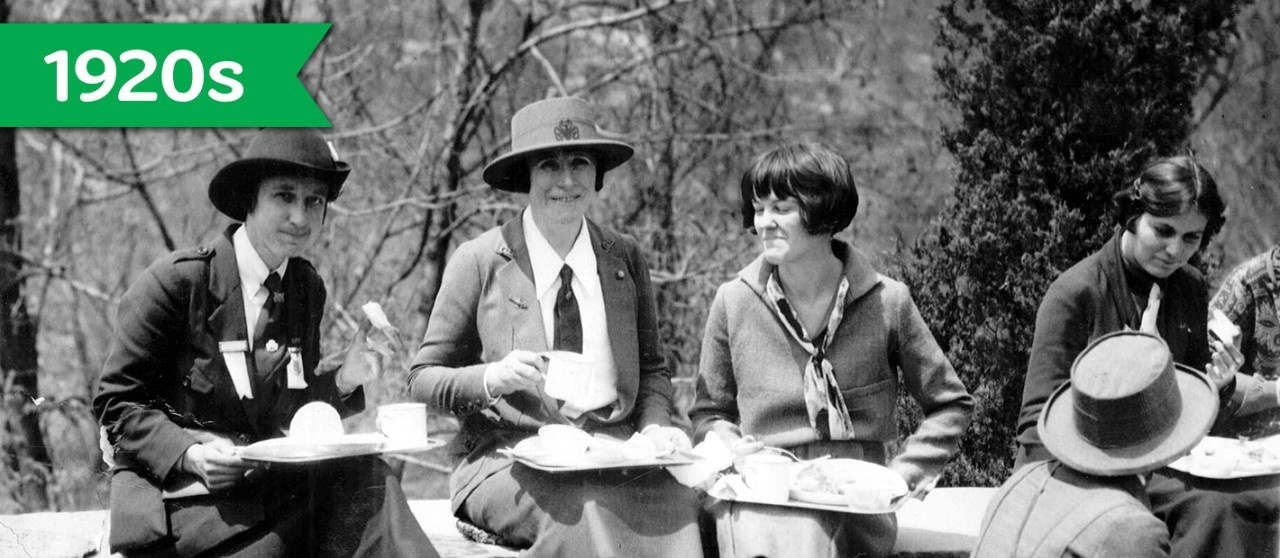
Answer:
[511,117,602,151]
[1073,369,1181,448]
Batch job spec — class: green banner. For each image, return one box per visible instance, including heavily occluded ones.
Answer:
[0,24,331,127]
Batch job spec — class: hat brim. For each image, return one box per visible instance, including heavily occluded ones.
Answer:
[209,158,351,221]
[482,140,634,193]
[1039,363,1218,476]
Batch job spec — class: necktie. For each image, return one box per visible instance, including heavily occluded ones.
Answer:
[553,265,583,353]
[1140,283,1162,336]
[253,272,287,379]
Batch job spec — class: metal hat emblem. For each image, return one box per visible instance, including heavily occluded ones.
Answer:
[554,120,579,141]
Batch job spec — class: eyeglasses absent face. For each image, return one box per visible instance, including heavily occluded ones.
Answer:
[245,175,328,268]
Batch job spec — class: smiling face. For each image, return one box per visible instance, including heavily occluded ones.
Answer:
[1124,211,1208,279]
[527,149,598,227]
[753,193,830,267]
[244,175,327,269]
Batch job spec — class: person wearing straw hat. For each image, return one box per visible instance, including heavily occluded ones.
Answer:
[1016,156,1278,558]
[94,128,439,558]
[408,97,705,556]
[973,331,1218,558]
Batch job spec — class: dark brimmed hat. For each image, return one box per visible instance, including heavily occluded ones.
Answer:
[482,97,634,193]
[209,128,351,221]
[1039,331,1218,476]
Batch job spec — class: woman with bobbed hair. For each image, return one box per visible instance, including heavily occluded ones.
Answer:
[691,143,974,557]
[1018,155,1278,558]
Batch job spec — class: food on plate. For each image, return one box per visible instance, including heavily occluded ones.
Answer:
[289,401,344,442]
[538,424,594,455]
[793,461,858,494]
[580,439,629,466]
[1188,437,1280,476]
[791,460,905,510]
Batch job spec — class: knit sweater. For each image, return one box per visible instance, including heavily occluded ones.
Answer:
[690,240,974,487]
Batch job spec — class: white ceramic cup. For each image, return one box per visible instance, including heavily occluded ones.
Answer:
[376,403,429,446]
[742,453,792,503]
[542,351,595,406]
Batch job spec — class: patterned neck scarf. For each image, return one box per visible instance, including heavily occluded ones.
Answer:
[765,269,856,440]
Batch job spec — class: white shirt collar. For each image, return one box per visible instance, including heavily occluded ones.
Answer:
[522,209,597,300]
[233,226,289,294]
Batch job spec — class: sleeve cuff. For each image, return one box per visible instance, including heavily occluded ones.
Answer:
[480,366,501,407]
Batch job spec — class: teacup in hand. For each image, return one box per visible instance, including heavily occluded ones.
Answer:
[742,453,791,503]
[542,351,595,405]
[377,403,429,446]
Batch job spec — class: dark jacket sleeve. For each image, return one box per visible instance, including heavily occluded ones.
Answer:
[1018,274,1093,465]
[625,241,680,430]
[94,258,201,482]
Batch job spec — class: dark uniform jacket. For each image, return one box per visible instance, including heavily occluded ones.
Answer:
[94,225,363,553]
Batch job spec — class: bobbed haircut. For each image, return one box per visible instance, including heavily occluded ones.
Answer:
[1112,155,1226,249]
[738,143,859,235]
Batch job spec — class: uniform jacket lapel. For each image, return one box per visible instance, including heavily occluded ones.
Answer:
[587,220,640,420]
[202,228,257,434]
[496,218,560,422]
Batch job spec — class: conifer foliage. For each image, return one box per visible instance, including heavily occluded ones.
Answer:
[904,0,1245,486]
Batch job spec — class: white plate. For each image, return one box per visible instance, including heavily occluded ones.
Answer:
[788,459,909,513]
[502,435,699,472]
[237,433,443,463]
[1166,435,1280,479]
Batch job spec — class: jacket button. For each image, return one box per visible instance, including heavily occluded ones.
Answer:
[196,246,209,255]
[615,270,625,279]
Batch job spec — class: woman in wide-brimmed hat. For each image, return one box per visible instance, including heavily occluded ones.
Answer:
[1017,155,1278,558]
[407,97,705,556]
[95,128,438,557]
[975,331,1218,557]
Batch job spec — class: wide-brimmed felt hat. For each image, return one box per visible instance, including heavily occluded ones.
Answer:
[209,128,351,221]
[1039,330,1217,476]
[482,97,634,193]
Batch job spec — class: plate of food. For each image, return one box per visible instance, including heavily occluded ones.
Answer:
[501,425,700,472]
[788,458,909,513]
[1167,436,1280,479]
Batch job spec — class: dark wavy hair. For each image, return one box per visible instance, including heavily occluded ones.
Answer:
[1112,155,1226,249]
[738,143,859,235]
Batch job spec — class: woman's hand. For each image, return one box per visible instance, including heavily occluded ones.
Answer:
[728,434,766,471]
[642,426,693,453]
[336,319,404,393]
[483,350,547,397]
[1207,339,1243,395]
[181,440,254,491]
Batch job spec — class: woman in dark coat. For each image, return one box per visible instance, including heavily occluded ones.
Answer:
[1017,155,1278,558]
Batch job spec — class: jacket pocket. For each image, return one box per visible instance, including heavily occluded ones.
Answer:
[184,359,216,395]
[841,378,896,438]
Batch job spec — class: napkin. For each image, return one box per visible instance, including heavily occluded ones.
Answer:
[667,431,734,488]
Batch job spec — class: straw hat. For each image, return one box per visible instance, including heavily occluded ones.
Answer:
[209,128,351,221]
[1039,330,1218,476]
[482,97,634,193]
